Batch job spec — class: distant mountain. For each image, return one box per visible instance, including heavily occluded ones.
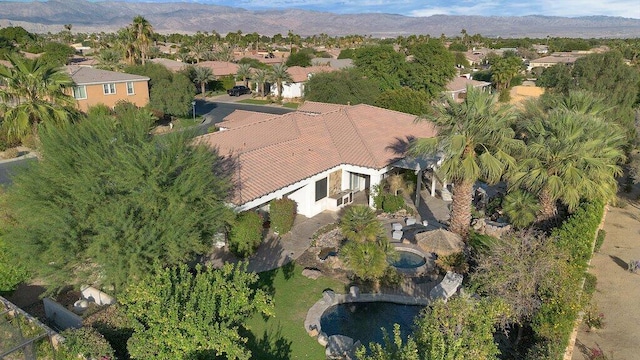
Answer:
[1,0,639,38]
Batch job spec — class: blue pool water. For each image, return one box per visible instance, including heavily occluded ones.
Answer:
[320,302,424,346]
[389,250,427,269]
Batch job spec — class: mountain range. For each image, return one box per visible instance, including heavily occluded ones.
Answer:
[1,0,639,38]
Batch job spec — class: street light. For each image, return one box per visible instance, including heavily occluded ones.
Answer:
[191,100,196,122]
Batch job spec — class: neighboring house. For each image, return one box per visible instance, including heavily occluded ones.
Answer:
[148,58,187,72]
[445,77,492,102]
[66,66,150,112]
[532,44,549,55]
[268,65,337,99]
[195,101,440,218]
[197,61,239,77]
[527,55,580,71]
[311,58,353,69]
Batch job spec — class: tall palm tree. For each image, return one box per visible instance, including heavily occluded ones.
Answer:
[131,16,153,65]
[193,66,215,96]
[96,48,122,71]
[269,63,292,99]
[509,109,625,221]
[410,87,522,239]
[117,26,138,65]
[252,68,267,97]
[236,63,252,88]
[0,54,75,141]
[190,41,210,64]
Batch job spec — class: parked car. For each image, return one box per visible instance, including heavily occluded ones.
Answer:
[227,85,251,96]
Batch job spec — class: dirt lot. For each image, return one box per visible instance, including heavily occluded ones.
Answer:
[572,195,640,359]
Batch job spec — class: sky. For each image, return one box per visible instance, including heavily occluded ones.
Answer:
[103,0,640,19]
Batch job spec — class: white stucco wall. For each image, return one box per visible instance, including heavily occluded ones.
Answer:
[269,82,304,99]
[235,164,391,218]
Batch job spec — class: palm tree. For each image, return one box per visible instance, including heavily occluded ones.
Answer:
[190,41,210,64]
[253,68,268,97]
[501,190,540,229]
[269,63,292,99]
[131,16,153,65]
[117,26,138,65]
[236,63,252,88]
[0,54,75,141]
[96,49,122,71]
[193,66,215,96]
[509,109,625,221]
[410,87,522,239]
[339,205,384,243]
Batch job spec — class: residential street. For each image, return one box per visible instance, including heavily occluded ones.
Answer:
[0,101,294,187]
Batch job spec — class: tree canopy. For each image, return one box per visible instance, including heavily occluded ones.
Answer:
[3,107,233,293]
[353,45,406,90]
[405,40,456,98]
[122,263,273,360]
[304,68,380,105]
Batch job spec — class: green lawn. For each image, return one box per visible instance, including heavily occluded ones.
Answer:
[238,99,272,105]
[244,263,347,359]
[282,102,300,109]
[171,116,201,129]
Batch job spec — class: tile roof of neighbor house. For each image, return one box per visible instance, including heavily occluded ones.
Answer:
[530,55,580,65]
[311,58,353,69]
[197,61,239,77]
[297,101,348,114]
[195,104,436,205]
[287,65,337,82]
[446,77,492,92]
[66,66,150,85]
[217,110,278,129]
[149,58,188,72]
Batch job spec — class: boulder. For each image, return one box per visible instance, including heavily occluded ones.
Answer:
[302,268,322,280]
[317,331,329,346]
[326,335,354,359]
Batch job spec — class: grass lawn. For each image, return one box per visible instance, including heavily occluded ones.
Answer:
[171,116,201,129]
[282,102,300,109]
[244,263,348,359]
[238,99,272,105]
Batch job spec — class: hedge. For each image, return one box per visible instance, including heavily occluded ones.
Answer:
[228,211,263,257]
[530,200,605,359]
[270,198,297,234]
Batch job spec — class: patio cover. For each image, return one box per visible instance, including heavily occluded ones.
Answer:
[391,155,440,172]
[416,229,464,256]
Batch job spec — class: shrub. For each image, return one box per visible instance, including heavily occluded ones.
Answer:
[583,272,597,301]
[435,252,469,274]
[59,327,115,359]
[228,211,263,257]
[498,88,511,102]
[21,134,37,150]
[594,229,606,253]
[552,200,605,270]
[207,125,219,133]
[584,304,605,330]
[270,198,297,234]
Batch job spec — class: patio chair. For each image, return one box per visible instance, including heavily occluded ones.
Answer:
[422,220,429,227]
[392,222,403,231]
[406,217,416,226]
[392,230,403,241]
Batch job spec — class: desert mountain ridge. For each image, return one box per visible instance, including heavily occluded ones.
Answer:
[1,0,639,38]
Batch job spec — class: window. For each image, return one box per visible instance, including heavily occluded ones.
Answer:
[103,83,116,95]
[72,86,87,100]
[126,81,135,95]
[315,178,327,202]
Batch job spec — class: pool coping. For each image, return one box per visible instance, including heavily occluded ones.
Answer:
[304,287,431,347]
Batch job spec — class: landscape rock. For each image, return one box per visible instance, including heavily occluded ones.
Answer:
[302,268,323,280]
[317,331,329,346]
[326,335,354,359]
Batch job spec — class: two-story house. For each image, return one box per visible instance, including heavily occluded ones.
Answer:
[66,66,150,112]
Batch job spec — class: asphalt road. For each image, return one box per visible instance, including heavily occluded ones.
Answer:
[0,101,296,187]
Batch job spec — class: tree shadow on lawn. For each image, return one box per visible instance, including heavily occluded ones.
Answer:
[241,324,292,360]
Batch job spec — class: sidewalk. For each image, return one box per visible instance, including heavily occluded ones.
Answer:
[571,198,640,359]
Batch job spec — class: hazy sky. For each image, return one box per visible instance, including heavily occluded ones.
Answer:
[98,0,640,18]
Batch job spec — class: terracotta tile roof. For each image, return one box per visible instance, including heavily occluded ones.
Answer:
[446,77,491,92]
[66,66,149,85]
[287,65,337,82]
[195,103,436,205]
[297,101,348,114]
[197,61,239,77]
[217,110,279,129]
[149,58,188,72]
